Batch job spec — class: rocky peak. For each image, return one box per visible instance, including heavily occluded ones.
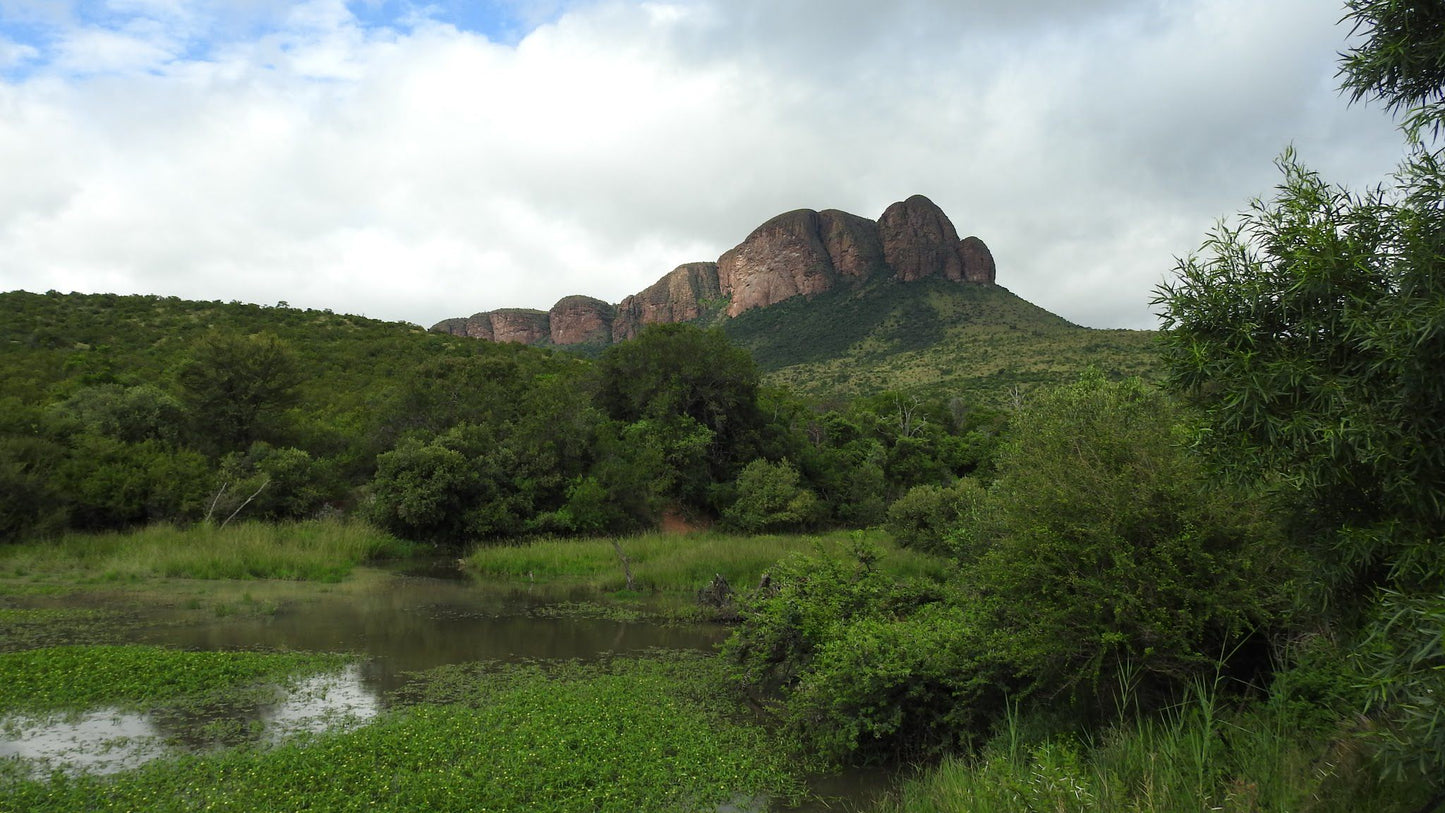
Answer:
[717,209,837,318]
[430,194,996,346]
[877,194,966,283]
[818,209,887,280]
[549,296,614,346]
[613,262,722,341]
[959,235,996,284]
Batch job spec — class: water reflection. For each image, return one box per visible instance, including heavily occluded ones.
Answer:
[0,665,384,778]
[262,664,379,743]
[0,708,164,776]
[135,573,729,695]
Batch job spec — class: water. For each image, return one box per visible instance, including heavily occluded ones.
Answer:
[1,563,893,808]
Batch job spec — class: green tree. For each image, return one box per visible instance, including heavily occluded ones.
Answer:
[1155,153,1445,598]
[176,332,302,454]
[966,373,1286,705]
[1153,0,1445,787]
[722,459,820,533]
[1339,0,1445,138]
[594,324,766,509]
[367,438,479,544]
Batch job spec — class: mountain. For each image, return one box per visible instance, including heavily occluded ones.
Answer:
[431,194,996,346]
[432,194,1158,403]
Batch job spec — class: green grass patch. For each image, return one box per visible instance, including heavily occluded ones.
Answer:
[0,645,350,712]
[0,519,414,583]
[464,530,951,594]
[1,652,803,813]
[879,690,1433,813]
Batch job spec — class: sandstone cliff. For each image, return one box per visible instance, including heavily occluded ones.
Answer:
[613,262,722,341]
[548,296,614,346]
[432,194,994,345]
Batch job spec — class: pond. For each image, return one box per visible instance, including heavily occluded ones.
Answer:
[0,562,897,810]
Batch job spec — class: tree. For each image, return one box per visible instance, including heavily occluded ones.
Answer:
[965,373,1285,705]
[722,459,820,533]
[1339,0,1445,138]
[594,324,766,508]
[176,332,302,454]
[1154,153,1445,598]
[1153,0,1445,787]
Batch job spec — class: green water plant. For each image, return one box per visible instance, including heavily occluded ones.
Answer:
[1,652,803,813]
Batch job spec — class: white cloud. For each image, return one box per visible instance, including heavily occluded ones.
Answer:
[0,0,1408,331]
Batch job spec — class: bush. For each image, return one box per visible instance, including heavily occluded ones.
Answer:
[722,459,821,533]
[964,372,1291,708]
[884,477,986,554]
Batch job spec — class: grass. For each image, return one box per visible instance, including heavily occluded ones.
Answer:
[463,530,953,594]
[877,679,1433,813]
[0,519,414,583]
[0,651,803,813]
[0,645,350,713]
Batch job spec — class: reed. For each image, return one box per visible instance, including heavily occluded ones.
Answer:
[463,530,951,594]
[881,677,1429,813]
[0,519,412,582]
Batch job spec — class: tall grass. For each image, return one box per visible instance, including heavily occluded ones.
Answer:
[879,678,1431,813]
[463,530,952,594]
[0,519,413,582]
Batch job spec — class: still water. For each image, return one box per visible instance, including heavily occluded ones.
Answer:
[1,563,896,809]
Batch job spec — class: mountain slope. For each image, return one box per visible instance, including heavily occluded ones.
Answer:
[724,277,1159,404]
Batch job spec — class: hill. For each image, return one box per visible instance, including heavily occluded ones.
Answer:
[430,193,1158,403]
[725,277,1159,405]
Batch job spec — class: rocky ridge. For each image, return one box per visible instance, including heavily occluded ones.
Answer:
[432,194,995,345]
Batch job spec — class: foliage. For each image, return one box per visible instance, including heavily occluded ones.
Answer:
[879,676,1432,813]
[721,459,821,533]
[965,373,1289,703]
[1339,0,1445,138]
[594,323,766,509]
[727,374,1286,765]
[884,477,986,554]
[0,645,348,712]
[724,276,1161,405]
[462,530,948,596]
[0,653,802,813]
[1357,590,1445,780]
[1154,153,1445,601]
[175,331,303,454]
[723,543,998,763]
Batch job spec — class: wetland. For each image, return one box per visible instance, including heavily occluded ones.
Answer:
[0,526,908,811]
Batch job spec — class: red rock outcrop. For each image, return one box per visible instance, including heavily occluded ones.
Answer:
[717,209,837,318]
[548,296,614,345]
[430,194,997,345]
[959,235,996,284]
[490,310,549,344]
[818,209,887,280]
[613,262,722,341]
[878,194,966,283]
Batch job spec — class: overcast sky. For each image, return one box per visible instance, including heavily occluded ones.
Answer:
[0,0,1408,330]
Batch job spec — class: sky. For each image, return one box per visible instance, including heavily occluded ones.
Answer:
[0,0,1409,330]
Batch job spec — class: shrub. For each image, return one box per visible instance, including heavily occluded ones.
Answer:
[722,459,821,533]
[884,477,986,554]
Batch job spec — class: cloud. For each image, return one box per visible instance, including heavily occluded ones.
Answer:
[0,0,1407,332]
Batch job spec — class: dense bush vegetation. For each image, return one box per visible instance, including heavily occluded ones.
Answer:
[0,294,995,546]
[726,374,1286,765]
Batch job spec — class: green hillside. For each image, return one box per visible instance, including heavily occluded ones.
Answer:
[722,277,1160,405]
